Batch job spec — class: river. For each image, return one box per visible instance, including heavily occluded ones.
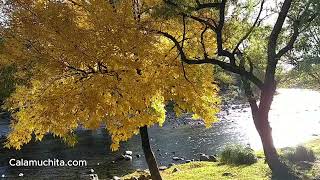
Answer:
[0,88,319,179]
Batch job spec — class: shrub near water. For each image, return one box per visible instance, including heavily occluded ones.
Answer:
[282,146,316,163]
[220,144,257,165]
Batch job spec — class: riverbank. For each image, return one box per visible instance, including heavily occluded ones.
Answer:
[0,89,319,179]
[122,139,320,180]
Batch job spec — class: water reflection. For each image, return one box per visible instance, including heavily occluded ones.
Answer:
[0,88,319,179]
[239,88,320,149]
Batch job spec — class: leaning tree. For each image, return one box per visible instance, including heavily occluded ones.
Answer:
[142,0,319,178]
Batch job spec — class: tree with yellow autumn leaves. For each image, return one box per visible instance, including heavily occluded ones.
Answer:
[0,0,220,179]
[1,0,318,179]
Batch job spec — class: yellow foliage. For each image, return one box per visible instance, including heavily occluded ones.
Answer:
[1,0,220,150]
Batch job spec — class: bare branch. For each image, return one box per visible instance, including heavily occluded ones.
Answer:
[216,0,226,55]
[214,0,236,65]
[163,0,221,11]
[276,9,318,59]
[180,62,198,93]
[233,0,265,54]
[182,15,186,48]
[275,20,299,59]
[200,26,209,58]
[153,30,263,89]
[195,0,221,11]
[64,62,87,76]
[185,15,217,31]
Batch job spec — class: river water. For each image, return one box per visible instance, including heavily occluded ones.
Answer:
[0,88,319,179]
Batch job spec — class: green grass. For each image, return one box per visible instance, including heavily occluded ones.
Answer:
[122,139,320,180]
[122,160,270,180]
[298,139,320,178]
[305,139,320,156]
[161,161,270,180]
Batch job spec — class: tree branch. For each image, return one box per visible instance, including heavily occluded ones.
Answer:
[233,0,265,54]
[185,15,217,31]
[195,0,221,11]
[268,0,293,60]
[154,30,263,89]
[275,20,299,59]
[200,26,209,58]
[163,0,221,11]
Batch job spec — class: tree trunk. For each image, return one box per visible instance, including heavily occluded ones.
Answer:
[242,79,298,179]
[255,108,299,179]
[140,126,162,180]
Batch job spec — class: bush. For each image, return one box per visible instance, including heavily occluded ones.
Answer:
[282,146,316,163]
[220,144,257,165]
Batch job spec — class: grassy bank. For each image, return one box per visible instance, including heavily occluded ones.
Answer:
[122,160,270,180]
[122,139,320,180]
[162,160,269,180]
[303,139,320,178]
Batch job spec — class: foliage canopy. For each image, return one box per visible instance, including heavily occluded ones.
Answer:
[0,0,220,150]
